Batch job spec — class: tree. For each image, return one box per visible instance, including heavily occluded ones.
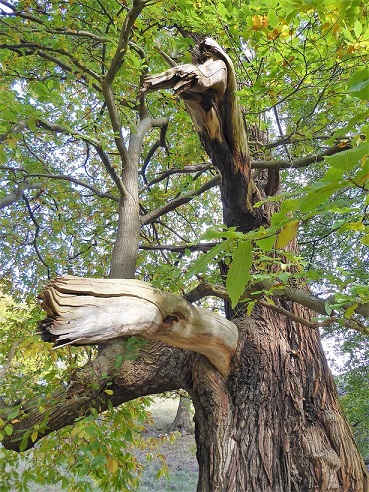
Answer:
[0,1,368,490]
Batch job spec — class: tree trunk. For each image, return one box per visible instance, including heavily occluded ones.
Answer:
[2,37,368,491]
[144,38,369,490]
[191,307,368,491]
[32,276,369,491]
[169,394,194,435]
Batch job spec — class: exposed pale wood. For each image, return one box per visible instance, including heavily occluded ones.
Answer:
[143,38,258,225]
[40,276,238,377]
[144,57,227,141]
[143,38,248,160]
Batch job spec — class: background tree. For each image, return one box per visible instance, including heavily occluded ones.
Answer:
[0,0,368,491]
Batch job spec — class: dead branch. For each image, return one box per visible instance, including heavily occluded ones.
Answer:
[39,276,238,377]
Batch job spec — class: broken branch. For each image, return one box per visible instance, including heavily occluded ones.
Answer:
[39,276,238,377]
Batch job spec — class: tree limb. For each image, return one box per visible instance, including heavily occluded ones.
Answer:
[139,163,211,192]
[104,0,146,86]
[0,42,102,92]
[0,182,42,210]
[25,173,119,202]
[1,118,126,198]
[183,280,369,334]
[139,242,217,253]
[22,194,50,275]
[258,300,369,334]
[11,42,102,82]
[183,282,229,303]
[251,144,351,170]
[1,339,193,452]
[141,121,169,184]
[129,117,168,164]
[259,280,369,318]
[140,141,346,191]
[36,119,127,197]
[100,1,147,167]
[39,276,238,377]
[0,120,28,143]
[32,27,109,43]
[140,175,220,225]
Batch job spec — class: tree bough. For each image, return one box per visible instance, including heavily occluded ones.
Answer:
[39,275,238,378]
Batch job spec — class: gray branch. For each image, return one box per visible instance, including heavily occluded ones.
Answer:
[184,281,369,334]
[252,144,350,170]
[0,183,42,210]
[140,175,220,225]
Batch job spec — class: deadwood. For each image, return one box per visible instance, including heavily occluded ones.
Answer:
[40,276,238,377]
[142,38,263,230]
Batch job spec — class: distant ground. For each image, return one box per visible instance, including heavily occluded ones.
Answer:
[136,397,198,492]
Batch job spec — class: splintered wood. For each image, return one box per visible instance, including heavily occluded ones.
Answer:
[39,276,238,377]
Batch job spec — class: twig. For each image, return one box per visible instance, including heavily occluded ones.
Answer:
[22,194,51,277]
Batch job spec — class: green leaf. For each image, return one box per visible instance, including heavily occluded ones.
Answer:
[0,147,7,163]
[226,241,252,307]
[4,424,13,436]
[31,430,38,442]
[324,301,333,316]
[186,240,232,278]
[354,20,362,38]
[298,182,341,213]
[324,143,369,175]
[217,2,229,18]
[362,25,369,41]
[276,220,299,248]
[347,69,369,100]
[338,221,365,233]
[19,434,29,452]
[345,303,357,319]
[256,235,276,251]
[28,117,37,132]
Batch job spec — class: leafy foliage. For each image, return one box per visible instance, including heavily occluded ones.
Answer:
[0,0,368,487]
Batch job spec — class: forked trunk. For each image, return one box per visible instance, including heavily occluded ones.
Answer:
[2,38,367,492]
[191,307,368,492]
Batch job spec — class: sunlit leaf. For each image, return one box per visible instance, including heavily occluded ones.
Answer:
[354,20,362,38]
[4,424,13,436]
[347,69,369,100]
[276,220,299,248]
[106,458,119,474]
[226,241,252,307]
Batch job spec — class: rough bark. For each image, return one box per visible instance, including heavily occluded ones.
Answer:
[2,37,368,492]
[191,305,369,491]
[143,38,265,231]
[2,339,194,452]
[142,38,369,490]
[5,290,368,490]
